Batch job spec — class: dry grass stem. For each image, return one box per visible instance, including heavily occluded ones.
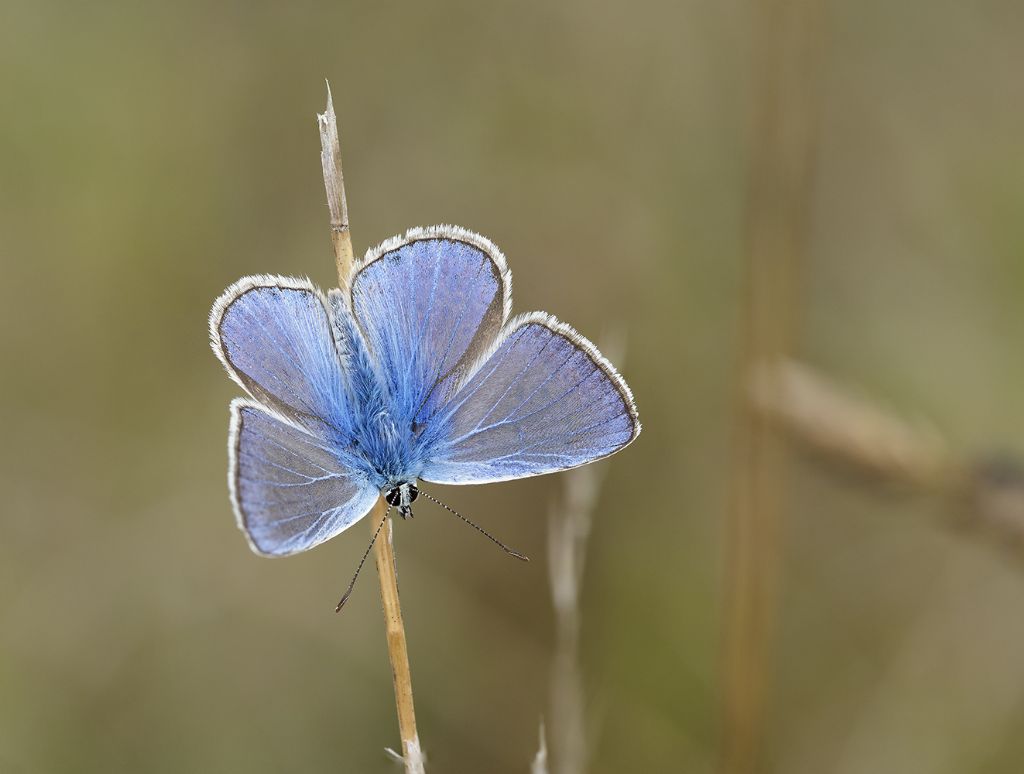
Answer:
[318,83,355,287]
[531,720,550,774]
[542,334,619,774]
[752,359,956,490]
[754,358,1024,560]
[720,1,824,772]
[546,458,604,774]
[317,84,425,774]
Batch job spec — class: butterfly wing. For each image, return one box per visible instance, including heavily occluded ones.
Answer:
[212,276,377,555]
[420,313,640,484]
[346,226,511,423]
[211,275,354,438]
[229,399,378,556]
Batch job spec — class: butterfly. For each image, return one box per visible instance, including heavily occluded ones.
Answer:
[209,225,640,585]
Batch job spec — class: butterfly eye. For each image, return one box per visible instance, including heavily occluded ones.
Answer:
[384,488,402,507]
[406,484,419,503]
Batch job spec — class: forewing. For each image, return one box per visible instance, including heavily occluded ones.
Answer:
[211,276,352,437]
[229,400,377,556]
[420,313,640,484]
[349,226,511,422]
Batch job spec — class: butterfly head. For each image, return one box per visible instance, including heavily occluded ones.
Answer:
[384,481,419,519]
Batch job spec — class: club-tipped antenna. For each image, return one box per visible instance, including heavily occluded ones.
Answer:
[419,490,529,561]
[336,505,392,612]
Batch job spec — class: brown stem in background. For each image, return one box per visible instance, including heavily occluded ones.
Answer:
[318,85,425,774]
[751,361,957,492]
[754,359,1024,560]
[719,2,824,773]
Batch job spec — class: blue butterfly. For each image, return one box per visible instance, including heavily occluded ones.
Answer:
[210,225,640,579]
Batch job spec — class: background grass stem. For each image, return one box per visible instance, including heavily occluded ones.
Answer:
[719,1,824,771]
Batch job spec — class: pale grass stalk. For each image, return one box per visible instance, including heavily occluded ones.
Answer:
[546,462,604,774]
[531,721,550,774]
[536,334,619,774]
[317,84,425,774]
[720,1,824,772]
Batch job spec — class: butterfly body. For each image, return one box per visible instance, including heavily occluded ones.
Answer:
[327,301,443,491]
[211,225,639,557]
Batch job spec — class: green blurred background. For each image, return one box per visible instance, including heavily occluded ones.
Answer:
[3,1,1024,772]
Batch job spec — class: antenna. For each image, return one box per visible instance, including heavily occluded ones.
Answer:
[419,490,529,561]
[336,505,392,612]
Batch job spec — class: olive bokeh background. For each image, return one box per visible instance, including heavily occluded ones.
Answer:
[3,1,1024,772]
